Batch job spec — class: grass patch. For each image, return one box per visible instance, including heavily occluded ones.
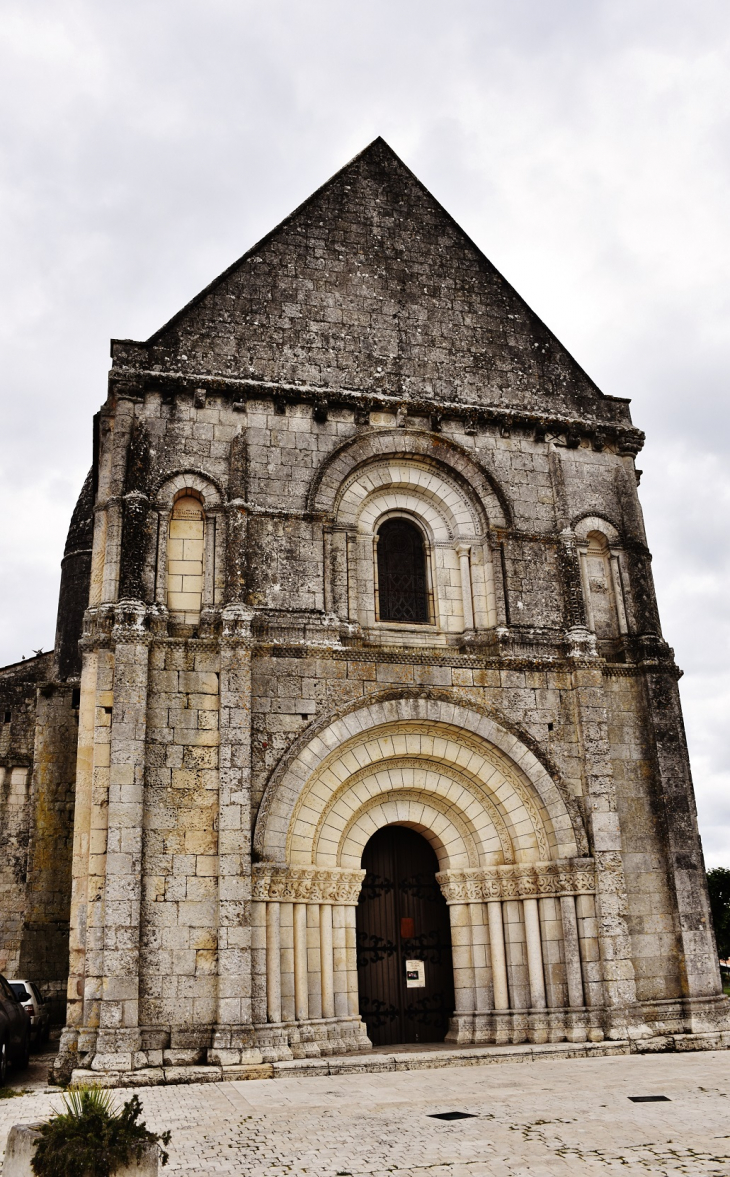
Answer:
[0,1086,24,1099]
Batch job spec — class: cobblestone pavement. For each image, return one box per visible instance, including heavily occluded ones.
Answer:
[3,1051,730,1175]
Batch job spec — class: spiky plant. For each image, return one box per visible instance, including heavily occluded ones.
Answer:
[31,1086,171,1177]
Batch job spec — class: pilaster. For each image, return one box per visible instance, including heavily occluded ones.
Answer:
[208,604,262,1065]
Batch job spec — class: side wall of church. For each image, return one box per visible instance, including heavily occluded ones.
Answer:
[0,655,77,1020]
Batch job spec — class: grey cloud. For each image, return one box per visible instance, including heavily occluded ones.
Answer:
[1,0,729,858]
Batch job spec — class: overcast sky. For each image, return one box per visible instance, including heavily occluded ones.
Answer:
[1,0,729,862]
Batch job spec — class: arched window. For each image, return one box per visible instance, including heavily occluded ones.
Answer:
[167,492,205,623]
[376,518,429,623]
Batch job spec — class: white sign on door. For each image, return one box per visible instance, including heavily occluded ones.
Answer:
[405,959,426,988]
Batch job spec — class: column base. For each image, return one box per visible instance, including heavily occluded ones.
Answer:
[208,1023,263,1066]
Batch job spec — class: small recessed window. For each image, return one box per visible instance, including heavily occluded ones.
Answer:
[377,518,429,624]
[3,710,10,724]
[167,492,205,623]
[71,688,81,710]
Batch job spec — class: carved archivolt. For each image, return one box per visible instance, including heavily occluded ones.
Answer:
[436,861,596,904]
[311,756,516,867]
[288,720,552,866]
[255,694,587,864]
[252,864,366,905]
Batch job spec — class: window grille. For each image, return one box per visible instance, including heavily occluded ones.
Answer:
[377,518,429,623]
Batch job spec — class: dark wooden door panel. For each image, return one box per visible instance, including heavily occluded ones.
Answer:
[356,826,455,1046]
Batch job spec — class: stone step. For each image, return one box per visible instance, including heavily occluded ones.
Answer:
[67,1031,730,1089]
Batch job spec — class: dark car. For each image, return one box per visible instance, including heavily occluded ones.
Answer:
[0,973,30,1082]
[8,980,50,1045]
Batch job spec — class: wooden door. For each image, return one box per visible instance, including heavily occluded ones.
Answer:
[356,826,455,1046]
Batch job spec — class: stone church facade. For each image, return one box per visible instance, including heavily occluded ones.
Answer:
[0,138,726,1084]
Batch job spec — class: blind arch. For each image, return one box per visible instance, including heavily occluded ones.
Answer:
[167,492,205,623]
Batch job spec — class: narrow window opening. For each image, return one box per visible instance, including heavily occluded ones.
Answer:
[71,689,81,710]
[377,518,429,624]
[3,710,10,724]
[167,492,205,624]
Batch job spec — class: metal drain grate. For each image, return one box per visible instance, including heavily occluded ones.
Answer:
[628,1095,671,1102]
[429,1111,478,1120]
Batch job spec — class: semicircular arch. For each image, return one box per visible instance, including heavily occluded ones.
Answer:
[307,429,511,529]
[153,469,224,510]
[254,694,585,867]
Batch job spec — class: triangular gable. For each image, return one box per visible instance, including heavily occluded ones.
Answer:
[139,138,625,423]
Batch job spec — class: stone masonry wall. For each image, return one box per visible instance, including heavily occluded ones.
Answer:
[0,653,77,1018]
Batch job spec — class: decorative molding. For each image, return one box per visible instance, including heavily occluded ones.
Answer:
[435,860,596,903]
[308,756,516,867]
[108,368,644,455]
[252,864,366,904]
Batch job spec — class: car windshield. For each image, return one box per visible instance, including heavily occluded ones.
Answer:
[9,983,30,1001]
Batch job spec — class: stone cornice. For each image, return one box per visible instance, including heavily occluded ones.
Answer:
[107,368,644,455]
[436,861,596,903]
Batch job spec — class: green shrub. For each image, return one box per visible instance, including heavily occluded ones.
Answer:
[31,1086,171,1177]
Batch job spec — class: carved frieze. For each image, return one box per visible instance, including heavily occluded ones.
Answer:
[435,860,596,903]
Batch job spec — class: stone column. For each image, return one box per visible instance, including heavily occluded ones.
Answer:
[250,902,267,1027]
[224,503,248,605]
[319,904,335,1021]
[470,902,492,1012]
[445,903,475,1043]
[332,905,349,1019]
[322,527,333,614]
[344,904,359,1018]
[578,549,594,632]
[202,513,216,608]
[487,902,509,1011]
[455,544,475,631]
[346,533,359,622]
[560,894,585,1010]
[609,554,628,633]
[293,903,309,1022]
[153,511,170,606]
[523,897,548,1044]
[266,903,282,1024]
[523,899,547,1009]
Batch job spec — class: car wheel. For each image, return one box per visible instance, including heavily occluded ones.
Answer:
[0,1040,7,1085]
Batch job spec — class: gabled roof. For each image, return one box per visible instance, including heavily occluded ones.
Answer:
[117,138,630,424]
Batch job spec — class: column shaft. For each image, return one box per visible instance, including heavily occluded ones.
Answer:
[456,545,475,630]
[560,894,585,1009]
[523,898,547,1010]
[320,904,335,1019]
[293,903,309,1022]
[344,905,359,1017]
[449,902,475,1012]
[487,901,510,1010]
[266,903,282,1024]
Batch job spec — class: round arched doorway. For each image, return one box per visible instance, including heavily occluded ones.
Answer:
[356,826,455,1046]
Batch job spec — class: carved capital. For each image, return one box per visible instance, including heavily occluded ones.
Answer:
[252,865,366,905]
[436,860,596,904]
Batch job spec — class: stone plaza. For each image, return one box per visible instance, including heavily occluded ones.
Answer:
[3,1047,730,1175]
